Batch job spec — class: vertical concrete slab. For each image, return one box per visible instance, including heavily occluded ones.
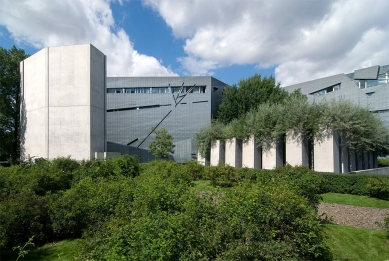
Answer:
[349,150,357,172]
[262,139,284,170]
[356,152,363,170]
[341,146,350,173]
[197,151,210,166]
[225,138,242,167]
[363,152,369,170]
[314,131,341,173]
[242,135,261,169]
[210,140,225,166]
[285,132,309,167]
[372,151,378,169]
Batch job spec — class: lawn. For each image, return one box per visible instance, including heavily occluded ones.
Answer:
[321,192,389,208]
[324,224,389,261]
[2,239,82,261]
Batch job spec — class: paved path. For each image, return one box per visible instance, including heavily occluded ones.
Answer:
[318,203,389,230]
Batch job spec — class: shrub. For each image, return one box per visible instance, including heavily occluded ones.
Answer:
[49,176,132,239]
[320,173,389,200]
[367,177,389,200]
[205,165,240,187]
[78,178,330,260]
[0,192,52,248]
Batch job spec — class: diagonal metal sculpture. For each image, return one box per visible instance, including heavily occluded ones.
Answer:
[136,82,195,148]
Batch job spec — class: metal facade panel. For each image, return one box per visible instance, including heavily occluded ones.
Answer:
[106,76,226,162]
[283,65,389,129]
[354,65,379,80]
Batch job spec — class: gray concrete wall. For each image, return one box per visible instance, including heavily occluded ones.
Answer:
[242,135,261,169]
[314,131,341,173]
[210,140,225,166]
[262,139,283,170]
[285,132,309,167]
[225,138,242,167]
[21,44,106,161]
[351,167,389,175]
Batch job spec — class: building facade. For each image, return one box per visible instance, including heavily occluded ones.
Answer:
[106,77,226,162]
[284,65,389,127]
[20,44,107,160]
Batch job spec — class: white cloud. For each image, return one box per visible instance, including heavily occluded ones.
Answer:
[144,0,389,85]
[0,0,177,77]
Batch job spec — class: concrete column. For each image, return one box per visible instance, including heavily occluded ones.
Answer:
[285,132,309,167]
[262,139,284,170]
[225,138,242,167]
[349,150,357,172]
[356,152,363,170]
[197,151,209,166]
[314,131,341,173]
[363,151,369,169]
[242,135,261,169]
[372,151,378,169]
[210,140,225,166]
[341,146,350,173]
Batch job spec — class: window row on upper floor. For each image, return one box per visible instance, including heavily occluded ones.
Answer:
[107,86,206,94]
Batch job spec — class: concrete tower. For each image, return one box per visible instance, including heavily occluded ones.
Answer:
[20,44,106,160]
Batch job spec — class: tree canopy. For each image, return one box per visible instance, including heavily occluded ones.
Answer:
[216,74,289,124]
[196,97,389,157]
[0,46,29,162]
[148,128,175,158]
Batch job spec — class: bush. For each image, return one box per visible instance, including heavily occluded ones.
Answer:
[0,192,52,248]
[367,177,389,200]
[320,173,389,200]
[78,178,330,260]
[73,155,139,183]
[378,157,389,167]
[205,165,240,187]
[50,176,132,239]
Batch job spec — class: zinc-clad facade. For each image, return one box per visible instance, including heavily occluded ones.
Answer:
[106,76,226,162]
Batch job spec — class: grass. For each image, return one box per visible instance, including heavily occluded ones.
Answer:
[324,224,389,261]
[321,192,389,208]
[2,239,82,261]
[192,180,213,191]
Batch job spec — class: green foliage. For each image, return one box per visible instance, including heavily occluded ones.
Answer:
[196,98,389,157]
[148,128,175,158]
[0,191,52,248]
[13,236,35,261]
[49,176,133,239]
[378,157,389,167]
[320,173,389,200]
[205,165,240,187]
[0,46,29,162]
[73,155,139,181]
[216,74,288,124]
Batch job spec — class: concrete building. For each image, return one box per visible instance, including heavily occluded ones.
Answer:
[20,44,106,160]
[20,44,227,162]
[106,77,226,162]
[284,65,389,128]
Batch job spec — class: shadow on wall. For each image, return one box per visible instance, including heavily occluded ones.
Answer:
[20,98,27,161]
[107,141,175,162]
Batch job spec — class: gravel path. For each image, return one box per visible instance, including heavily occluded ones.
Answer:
[318,203,389,230]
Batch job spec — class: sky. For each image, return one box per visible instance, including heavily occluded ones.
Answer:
[0,0,388,86]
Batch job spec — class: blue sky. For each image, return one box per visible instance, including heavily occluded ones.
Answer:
[1,0,388,86]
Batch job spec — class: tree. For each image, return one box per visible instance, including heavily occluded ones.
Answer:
[216,74,288,124]
[148,128,175,158]
[0,46,29,162]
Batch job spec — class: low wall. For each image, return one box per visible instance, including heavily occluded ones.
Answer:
[351,167,389,175]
